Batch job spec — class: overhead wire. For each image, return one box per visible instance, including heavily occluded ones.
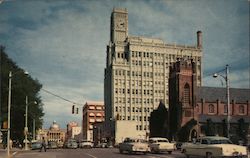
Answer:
[41,88,84,106]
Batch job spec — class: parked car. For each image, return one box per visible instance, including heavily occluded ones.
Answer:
[48,141,57,149]
[95,142,107,148]
[149,137,175,154]
[119,137,150,154]
[79,140,93,148]
[57,141,64,148]
[31,142,42,150]
[182,136,248,158]
[65,139,78,149]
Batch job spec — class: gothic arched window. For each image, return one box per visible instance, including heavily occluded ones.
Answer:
[209,104,215,113]
[183,83,190,104]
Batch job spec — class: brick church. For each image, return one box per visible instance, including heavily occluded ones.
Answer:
[150,59,250,144]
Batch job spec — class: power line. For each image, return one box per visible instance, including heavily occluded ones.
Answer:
[41,88,84,106]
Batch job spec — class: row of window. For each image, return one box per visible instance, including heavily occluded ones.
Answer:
[117,114,150,122]
[131,51,200,61]
[114,70,166,78]
[136,125,149,131]
[115,79,167,87]
[208,104,246,114]
[115,97,154,104]
[131,60,166,67]
[115,106,152,113]
[115,88,167,96]
[88,106,104,110]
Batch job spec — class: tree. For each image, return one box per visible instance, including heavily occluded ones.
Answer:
[149,101,168,138]
[0,46,44,145]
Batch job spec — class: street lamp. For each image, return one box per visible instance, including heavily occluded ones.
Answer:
[7,70,28,157]
[24,96,37,150]
[213,64,230,138]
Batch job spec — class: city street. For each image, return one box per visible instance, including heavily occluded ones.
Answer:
[7,148,186,158]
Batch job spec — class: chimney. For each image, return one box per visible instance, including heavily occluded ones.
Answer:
[197,31,202,48]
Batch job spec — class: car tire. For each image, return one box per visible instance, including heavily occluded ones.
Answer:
[206,152,212,158]
[168,151,172,154]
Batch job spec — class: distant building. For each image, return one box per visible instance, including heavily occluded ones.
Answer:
[104,8,202,145]
[66,121,78,140]
[37,121,66,145]
[168,59,250,144]
[82,101,105,141]
[66,122,82,141]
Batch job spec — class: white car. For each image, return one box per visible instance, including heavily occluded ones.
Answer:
[182,136,248,158]
[119,137,150,154]
[149,137,175,154]
[79,140,93,148]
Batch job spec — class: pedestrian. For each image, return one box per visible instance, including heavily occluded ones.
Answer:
[40,137,47,152]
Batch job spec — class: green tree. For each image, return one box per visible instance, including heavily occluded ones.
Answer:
[0,46,44,145]
[149,101,168,138]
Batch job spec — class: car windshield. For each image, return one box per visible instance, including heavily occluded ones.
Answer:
[158,139,168,142]
[210,139,233,144]
[124,138,146,143]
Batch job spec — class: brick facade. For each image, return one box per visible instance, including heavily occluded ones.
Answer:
[169,59,250,143]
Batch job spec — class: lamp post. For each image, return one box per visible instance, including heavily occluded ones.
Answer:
[213,64,230,138]
[24,96,37,150]
[7,70,28,157]
[7,71,12,157]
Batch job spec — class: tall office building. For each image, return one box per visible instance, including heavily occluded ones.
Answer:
[104,8,202,144]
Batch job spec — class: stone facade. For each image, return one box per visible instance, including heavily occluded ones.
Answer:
[37,121,65,146]
[104,8,202,144]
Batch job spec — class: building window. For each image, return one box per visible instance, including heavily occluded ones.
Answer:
[183,83,190,104]
[224,104,228,114]
[208,104,215,113]
[239,105,245,114]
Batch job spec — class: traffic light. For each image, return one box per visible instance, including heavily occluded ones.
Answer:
[76,108,79,114]
[72,105,75,114]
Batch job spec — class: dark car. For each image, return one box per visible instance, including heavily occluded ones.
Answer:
[31,142,42,150]
[48,141,58,149]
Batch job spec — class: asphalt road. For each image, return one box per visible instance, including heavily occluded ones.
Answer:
[10,148,186,158]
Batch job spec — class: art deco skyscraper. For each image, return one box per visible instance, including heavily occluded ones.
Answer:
[104,8,202,144]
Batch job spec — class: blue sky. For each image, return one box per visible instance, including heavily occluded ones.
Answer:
[0,0,249,129]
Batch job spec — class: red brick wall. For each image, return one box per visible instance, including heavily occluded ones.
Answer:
[197,100,249,117]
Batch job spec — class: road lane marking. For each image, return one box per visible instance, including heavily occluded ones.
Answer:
[85,153,98,158]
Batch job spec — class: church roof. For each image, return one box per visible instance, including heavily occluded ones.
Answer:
[197,87,250,103]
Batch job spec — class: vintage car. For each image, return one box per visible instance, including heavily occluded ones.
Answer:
[48,141,58,149]
[119,137,150,154]
[64,139,78,149]
[148,137,175,154]
[182,136,248,158]
[31,142,42,150]
[79,140,93,148]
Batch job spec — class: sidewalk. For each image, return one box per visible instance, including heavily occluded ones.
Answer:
[0,148,30,158]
